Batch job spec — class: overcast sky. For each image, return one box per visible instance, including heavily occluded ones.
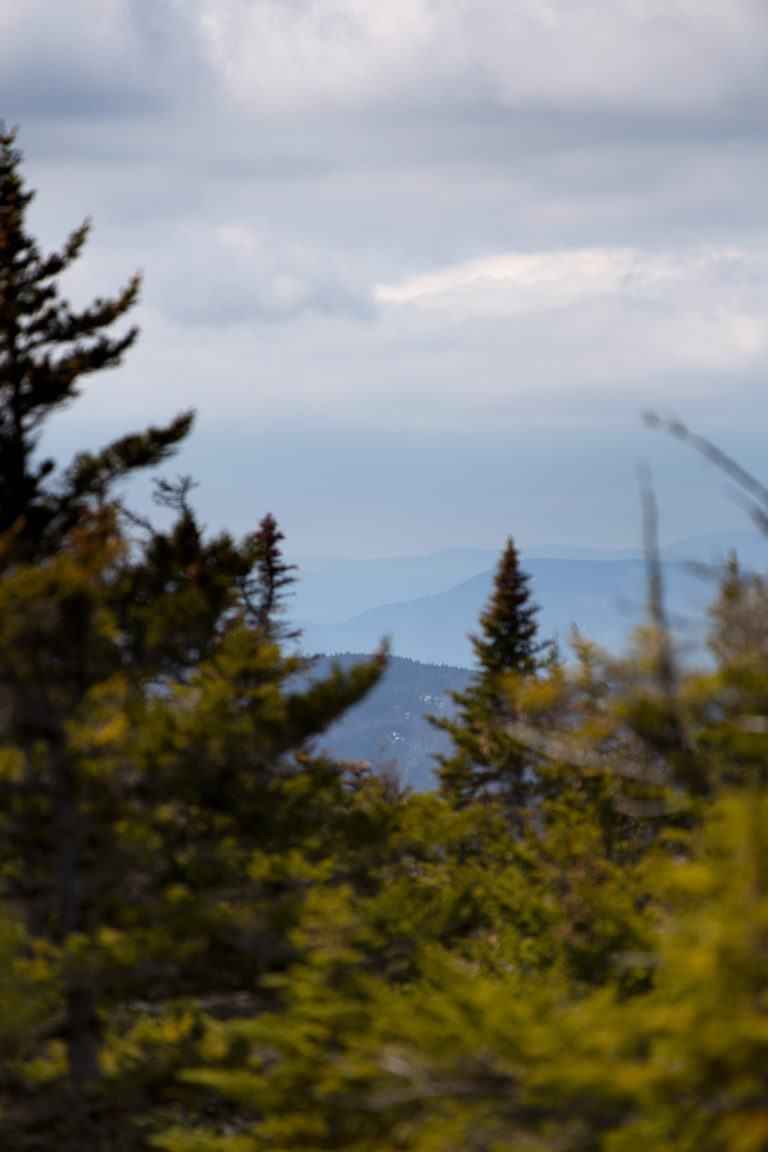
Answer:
[3,0,768,556]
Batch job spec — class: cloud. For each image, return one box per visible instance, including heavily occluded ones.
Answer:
[377,248,643,309]
[152,223,375,325]
[45,236,768,446]
[188,0,767,118]
[375,244,768,379]
[0,0,209,118]
[6,0,768,556]
[5,1,764,133]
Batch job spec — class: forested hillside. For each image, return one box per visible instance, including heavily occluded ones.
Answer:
[309,655,471,790]
[3,126,768,1152]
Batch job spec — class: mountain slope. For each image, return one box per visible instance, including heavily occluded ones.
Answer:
[309,654,471,791]
[288,548,499,624]
[299,557,718,667]
[289,531,768,626]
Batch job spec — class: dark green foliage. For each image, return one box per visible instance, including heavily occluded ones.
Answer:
[471,537,543,683]
[4,126,768,1152]
[0,127,385,1151]
[248,513,298,639]
[434,537,548,811]
[156,551,768,1152]
[0,124,192,562]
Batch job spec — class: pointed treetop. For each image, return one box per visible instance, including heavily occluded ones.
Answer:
[0,123,193,557]
[471,537,543,680]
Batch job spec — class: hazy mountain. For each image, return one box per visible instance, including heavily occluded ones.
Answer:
[526,530,768,565]
[289,531,768,628]
[287,548,499,624]
[660,530,768,568]
[298,557,720,668]
[296,531,768,786]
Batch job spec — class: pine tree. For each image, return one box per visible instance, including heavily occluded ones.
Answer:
[168,553,768,1152]
[151,437,768,1152]
[434,538,548,812]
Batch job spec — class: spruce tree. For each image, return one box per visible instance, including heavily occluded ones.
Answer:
[249,512,299,639]
[471,537,542,686]
[434,538,547,811]
[0,123,193,560]
[0,126,385,1150]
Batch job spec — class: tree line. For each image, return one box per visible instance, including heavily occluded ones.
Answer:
[1,123,768,1152]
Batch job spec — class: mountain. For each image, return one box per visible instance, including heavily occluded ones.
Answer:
[309,654,471,792]
[660,530,768,567]
[287,548,499,624]
[289,531,768,629]
[296,532,768,786]
[298,557,719,668]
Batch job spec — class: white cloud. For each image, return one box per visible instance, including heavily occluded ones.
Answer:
[51,237,768,442]
[4,0,762,126]
[377,248,641,308]
[375,245,768,376]
[479,0,764,110]
[193,0,438,110]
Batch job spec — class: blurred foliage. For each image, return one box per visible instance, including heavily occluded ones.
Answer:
[155,543,768,1152]
[0,125,385,1150]
[4,123,768,1151]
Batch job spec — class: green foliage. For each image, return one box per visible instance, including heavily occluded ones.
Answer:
[0,904,56,1060]
[4,124,768,1152]
[0,123,190,562]
[471,536,544,681]
[155,538,768,1152]
[0,127,385,1150]
[434,538,550,812]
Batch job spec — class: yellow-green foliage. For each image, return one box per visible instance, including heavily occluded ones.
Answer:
[6,121,768,1152]
[152,566,768,1152]
[0,907,56,1061]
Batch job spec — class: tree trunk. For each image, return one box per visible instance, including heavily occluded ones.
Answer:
[50,740,103,1148]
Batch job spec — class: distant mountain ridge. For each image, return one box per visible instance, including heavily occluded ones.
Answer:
[288,548,499,625]
[298,559,711,667]
[289,531,768,668]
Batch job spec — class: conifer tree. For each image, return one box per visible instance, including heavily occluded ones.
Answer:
[165,541,768,1152]
[249,512,299,639]
[0,123,192,561]
[472,537,541,685]
[434,538,548,812]
[0,125,385,1150]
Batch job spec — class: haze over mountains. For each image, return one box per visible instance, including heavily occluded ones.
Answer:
[292,530,768,786]
[291,531,768,669]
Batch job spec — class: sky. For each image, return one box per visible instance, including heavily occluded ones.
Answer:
[2,0,768,557]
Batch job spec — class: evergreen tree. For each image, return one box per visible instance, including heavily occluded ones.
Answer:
[434,538,548,812]
[0,123,193,561]
[11,116,768,1152]
[472,537,542,685]
[164,553,768,1152]
[249,512,299,640]
[0,126,385,1150]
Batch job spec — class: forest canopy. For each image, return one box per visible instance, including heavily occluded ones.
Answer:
[2,124,768,1152]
